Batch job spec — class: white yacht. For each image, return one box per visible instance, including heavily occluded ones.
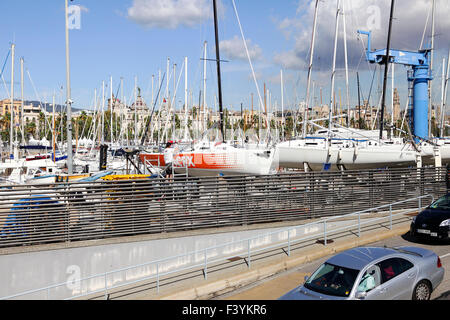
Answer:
[275,127,421,171]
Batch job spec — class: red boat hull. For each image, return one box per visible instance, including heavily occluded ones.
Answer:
[139,153,166,167]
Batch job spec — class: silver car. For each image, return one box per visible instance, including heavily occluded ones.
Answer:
[279,246,444,300]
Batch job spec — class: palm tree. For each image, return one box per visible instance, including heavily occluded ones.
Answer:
[0,113,10,142]
[25,121,37,140]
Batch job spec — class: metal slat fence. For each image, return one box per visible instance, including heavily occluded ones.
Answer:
[0,167,446,248]
[0,194,436,300]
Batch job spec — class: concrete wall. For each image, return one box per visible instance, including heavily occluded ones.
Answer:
[0,219,343,299]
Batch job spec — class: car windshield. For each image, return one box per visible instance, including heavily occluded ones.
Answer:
[429,195,450,210]
[304,263,360,297]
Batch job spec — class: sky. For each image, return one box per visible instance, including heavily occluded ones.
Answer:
[0,0,449,115]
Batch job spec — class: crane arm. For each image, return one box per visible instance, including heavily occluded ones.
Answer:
[357,30,430,68]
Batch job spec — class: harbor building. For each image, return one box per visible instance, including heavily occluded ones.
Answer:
[0,99,42,130]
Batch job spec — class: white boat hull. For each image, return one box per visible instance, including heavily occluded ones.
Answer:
[275,140,418,171]
[172,143,276,177]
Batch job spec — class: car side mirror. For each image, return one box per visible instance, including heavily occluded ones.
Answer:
[304,275,309,283]
[355,291,367,300]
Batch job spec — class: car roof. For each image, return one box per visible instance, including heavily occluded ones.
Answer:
[326,247,398,271]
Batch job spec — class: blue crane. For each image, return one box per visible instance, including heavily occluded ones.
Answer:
[357,30,432,143]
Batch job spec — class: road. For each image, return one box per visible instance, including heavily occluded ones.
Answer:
[218,233,450,300]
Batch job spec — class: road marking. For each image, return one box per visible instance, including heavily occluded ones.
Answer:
[440,253,450,259]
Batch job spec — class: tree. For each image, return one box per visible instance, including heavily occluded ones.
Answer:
[0,112,11,142]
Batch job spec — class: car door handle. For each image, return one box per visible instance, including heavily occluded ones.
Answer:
[380,287,387,294]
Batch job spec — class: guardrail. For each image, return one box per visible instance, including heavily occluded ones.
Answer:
[0,167,446,248]
[0,194,434,300]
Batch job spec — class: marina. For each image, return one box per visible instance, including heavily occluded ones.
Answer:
[0,0,449,304]
[0,0,449,182]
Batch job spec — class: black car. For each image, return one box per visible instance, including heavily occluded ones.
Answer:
[410,194,450,241]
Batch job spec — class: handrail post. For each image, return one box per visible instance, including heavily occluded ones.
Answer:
[287,229,291,256]
[324,221,327,245]
[156,263,160,294]
[104,273,108,300]
[248,239,251,267]
[389,204,392,230]
[204,248,208,280]
[358,213,361,237]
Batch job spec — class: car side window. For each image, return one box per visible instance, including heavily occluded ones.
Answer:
[396,258,414,274]
[357,265,381,293]
[377,258,414,283]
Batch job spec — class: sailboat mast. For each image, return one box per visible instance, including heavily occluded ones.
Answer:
[357,72,362,128]
[134,76,138,145]
[329,0,340,137]
[164,60,170,143]
[441,49,450,137]
[93,88,97,145]
[53,93,56,162]
[303,0,319,138]
[281,69,285,141]
[213,0,225,142]
[151,75,154,108]
[429,0,435,137]
[121,77,124,145]
[342,0,350,128]
[9,43,15,158]
[101,80,105,144]
[440,58,445,136]
[173,63,176,141]
[20,57,24,145]
[203,41,207,132]
[166,58,170,100]
[184,56,188,141]
[264,83,267,126]
[65,0,73,174]
[391,63,395,132]
[110,76,113,144]
[380,0,395,140]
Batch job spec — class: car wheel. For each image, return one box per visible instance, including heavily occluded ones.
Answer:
[412,280,431,300]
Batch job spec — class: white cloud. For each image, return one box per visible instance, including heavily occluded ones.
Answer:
[78,5,89,13]
[220,35,262,61]
[274,17,303,40]
[273,0,450,71]
[273,50,304,70]
[127,0,213,29]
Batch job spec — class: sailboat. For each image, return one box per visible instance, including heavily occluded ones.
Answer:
[275,133,418,171]
[169,0,276,177]
[139,1,276,178]
[275,0,431,171]
[171,138,275,177]
[0,43,69,185]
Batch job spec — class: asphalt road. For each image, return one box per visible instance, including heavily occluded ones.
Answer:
[220,232,450,300]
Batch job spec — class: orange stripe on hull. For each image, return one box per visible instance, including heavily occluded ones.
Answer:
[139,153,166,167]
[173,153,239,170]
